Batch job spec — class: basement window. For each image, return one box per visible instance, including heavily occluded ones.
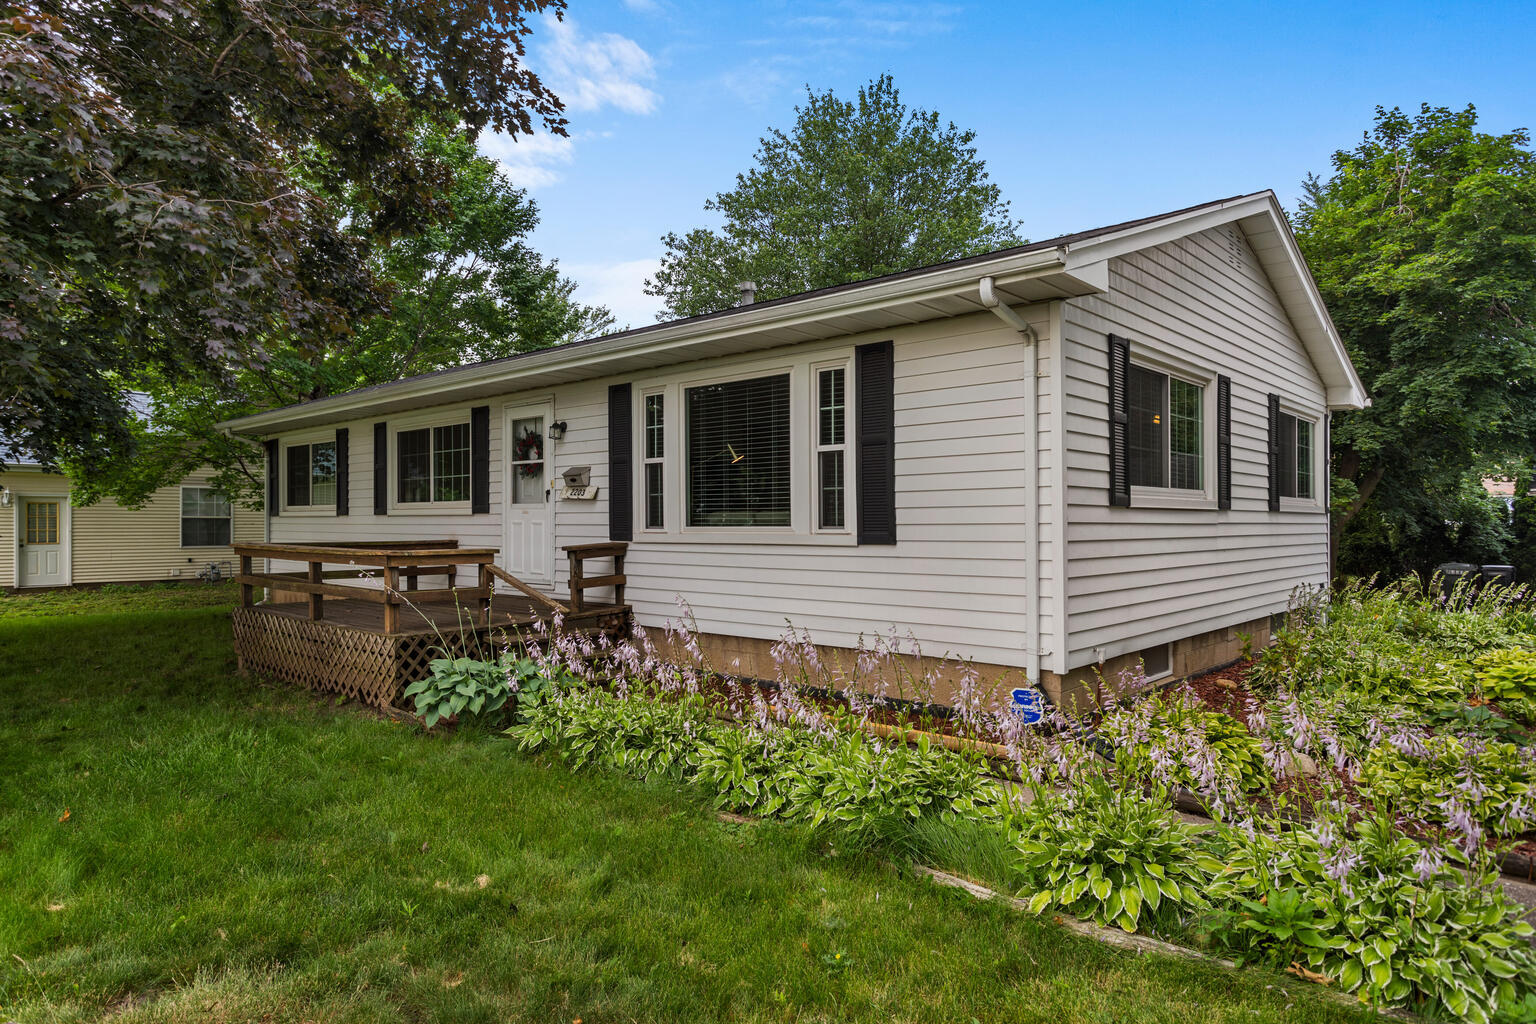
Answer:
[1139,642,1172,681]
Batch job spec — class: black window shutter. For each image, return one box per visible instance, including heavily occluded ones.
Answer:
[335,428,349,516]
[1107,334,1131,507]
[609,383,633,541]
[1216,375,1232,510]
[373,421,389,516]
[471,406,490,514]
[856,339,897,545]
[264,438,279,516]
[1267,393,1281,512]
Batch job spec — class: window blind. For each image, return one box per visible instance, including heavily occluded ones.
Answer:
[686,373,791,527]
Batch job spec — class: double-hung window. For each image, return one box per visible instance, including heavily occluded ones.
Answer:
[1128,365,1204,491]
[643,393,665,529]
[815,365,848,530]
[181,486,232,547]
[685,373,791,528]
[397,422,471,504]
[1276,412,1316,500]
[286,441,337,508]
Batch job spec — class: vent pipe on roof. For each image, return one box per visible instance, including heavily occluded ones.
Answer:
[735,281,757,306]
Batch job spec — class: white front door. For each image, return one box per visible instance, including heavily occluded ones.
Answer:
[18,497,67,587]
[504,406,554,584]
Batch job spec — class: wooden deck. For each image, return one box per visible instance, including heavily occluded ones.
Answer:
[230,540,631,708]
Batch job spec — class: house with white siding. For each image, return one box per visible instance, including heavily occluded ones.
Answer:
[221,192,1367,707]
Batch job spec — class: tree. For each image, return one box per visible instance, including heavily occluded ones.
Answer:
[1292,104,1536,575]
[0,0,565,476]
[644,74,1022,320]
[68,127,612,507]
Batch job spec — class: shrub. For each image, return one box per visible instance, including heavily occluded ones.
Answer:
[1014,776,1210,933]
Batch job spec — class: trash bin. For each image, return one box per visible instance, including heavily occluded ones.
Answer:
[1480,564,1516,587]
[1436,562,1479,598]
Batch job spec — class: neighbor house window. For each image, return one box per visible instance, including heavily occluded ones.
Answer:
[643,392,665,529]
[1277,413,1315,500]
[1128,365,1203,491]
[815,366,847,530]
[181,486,232,547]
[686,373,791,527]
[286,441,337,507]
[397,423,471,504]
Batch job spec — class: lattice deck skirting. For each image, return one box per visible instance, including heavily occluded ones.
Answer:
[231,605,630,708]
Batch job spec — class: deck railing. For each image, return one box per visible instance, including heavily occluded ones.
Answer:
[233,540,497,634]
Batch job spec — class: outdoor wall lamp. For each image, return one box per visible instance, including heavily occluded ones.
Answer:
[0,486,11,508]
[547,421,568,441]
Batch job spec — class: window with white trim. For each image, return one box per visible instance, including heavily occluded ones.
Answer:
[1277,412,1316,500]
[286,441,337,507]
[181,486,232,547]
[815,365,847,530]
[685,373,791,527]
[1128,365,1203,491]
[643,392,665,529]
[397,422,470,504]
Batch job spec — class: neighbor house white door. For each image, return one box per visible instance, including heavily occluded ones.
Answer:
[504,405,554,585]
[18,497,67,587]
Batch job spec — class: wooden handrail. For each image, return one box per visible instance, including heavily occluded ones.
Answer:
[487,563,567,614]
[563,542,627,612]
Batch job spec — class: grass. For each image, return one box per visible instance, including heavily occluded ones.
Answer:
[0,580,240,621]
[0,604,1377,1023]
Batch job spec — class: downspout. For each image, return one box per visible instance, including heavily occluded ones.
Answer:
[979,277,1042,689]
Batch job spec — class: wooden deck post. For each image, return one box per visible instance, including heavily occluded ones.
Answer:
[307,559,324,621]
[479,561,493,625]
[240,554,253,608]
[613,548,626,608]
[568,549,584,612]
[383,565,400,634]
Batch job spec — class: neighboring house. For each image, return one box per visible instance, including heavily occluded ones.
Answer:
[0,406,264,590]
[221,192,1368,707]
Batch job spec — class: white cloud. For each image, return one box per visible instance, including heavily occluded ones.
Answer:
[562,257,663,331]
[621,0,662,12]
[478,131,575,190]
[539,17,659,115]
[717,56,794,106]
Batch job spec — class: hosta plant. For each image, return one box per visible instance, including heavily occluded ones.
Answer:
[1356,734,1535,837]
[403,655,510,728]
[510,687,715,782]
[1474,649,1536,723]
[1013,776,1209,933]
[1203,816,1536,1023]
[1108,690,1268,796]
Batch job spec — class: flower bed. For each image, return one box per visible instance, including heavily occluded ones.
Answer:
[405,585,1536,1023]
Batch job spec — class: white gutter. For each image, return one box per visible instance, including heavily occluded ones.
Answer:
[979,277,1043,689]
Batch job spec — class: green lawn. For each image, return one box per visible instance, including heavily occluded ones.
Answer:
[0,599,1375,1023]
[0,580,241,621]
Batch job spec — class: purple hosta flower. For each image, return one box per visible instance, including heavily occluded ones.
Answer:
[1324,844,1364,894]
[1276,689,1314,752]
[1440,797,1484,858]
[1496,798,1536,835]
[1388,729,1431,760]
[953,661,986,738]
[1412,844,1445,883]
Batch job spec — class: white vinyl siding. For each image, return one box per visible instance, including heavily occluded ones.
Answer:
[1057,223,1329,672]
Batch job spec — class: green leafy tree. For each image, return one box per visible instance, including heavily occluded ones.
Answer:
[0,0,565,476]
[1293,104,1536,574]
[68,127,612,508]
[645,74,1022,320]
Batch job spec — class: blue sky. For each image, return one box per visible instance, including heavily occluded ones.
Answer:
[479,0,1536,329]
